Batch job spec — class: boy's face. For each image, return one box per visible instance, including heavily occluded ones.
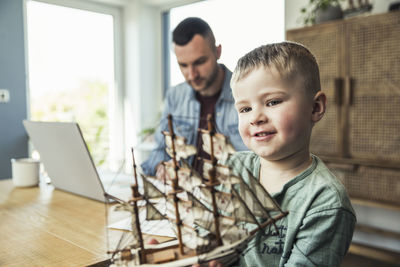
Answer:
[233,67,322,161]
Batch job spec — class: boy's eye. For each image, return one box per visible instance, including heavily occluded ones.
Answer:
[266,100,282,107]
[239,107,252,113]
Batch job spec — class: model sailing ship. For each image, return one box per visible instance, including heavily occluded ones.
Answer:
[104,114,288,266]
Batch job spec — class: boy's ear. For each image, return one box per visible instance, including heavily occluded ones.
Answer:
[311,91,326,123]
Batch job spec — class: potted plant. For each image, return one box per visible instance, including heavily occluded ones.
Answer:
[301,0,344,26]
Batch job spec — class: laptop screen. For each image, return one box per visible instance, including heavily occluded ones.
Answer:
[23,120,107,202]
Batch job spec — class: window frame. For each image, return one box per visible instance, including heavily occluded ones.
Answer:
[23,0,125,170]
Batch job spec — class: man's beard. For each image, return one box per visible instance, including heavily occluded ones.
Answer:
[191,64,220,93]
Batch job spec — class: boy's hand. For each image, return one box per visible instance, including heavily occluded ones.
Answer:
[147,239,222,267]
[192,260,222,267]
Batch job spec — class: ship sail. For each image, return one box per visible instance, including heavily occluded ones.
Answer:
[232,179,277,219]
[162,193,212,250]
[220,223,248,244]
[180,224,210,250]
[197,186,238,214]
[113,202,141,249]
[201,158,277,220]
[186,191,217,230]
[196,186,258,226]
[141,174,165,200]
[163,131,197,161]
[231,189,259,225]
[146,200,166,221]
[200,131,281,216]
[166,197,195,225]
[202,159,241,189]
[164,192,212,229]
[240,168,283,212]
[200,130,236,162]
[163,161,202,192]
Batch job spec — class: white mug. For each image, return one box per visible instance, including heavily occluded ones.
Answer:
[11,158,40,187]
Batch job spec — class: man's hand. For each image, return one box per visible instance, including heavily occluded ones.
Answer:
[155,162,167,182]
[155,160,173,182]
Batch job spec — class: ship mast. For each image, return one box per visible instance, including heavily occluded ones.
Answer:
[206,114,222,246]
[130,148,146,263]
[167,114,185,255]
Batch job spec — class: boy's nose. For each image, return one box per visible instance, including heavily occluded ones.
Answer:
[250,109,268,126]
[250,119,267,126]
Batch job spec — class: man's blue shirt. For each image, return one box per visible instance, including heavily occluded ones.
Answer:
[141,64,247,175]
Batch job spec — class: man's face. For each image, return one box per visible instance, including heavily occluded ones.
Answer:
[174,34,220,96]
[233,67,315,161]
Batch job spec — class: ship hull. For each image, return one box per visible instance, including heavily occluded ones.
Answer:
[110,236,252,267]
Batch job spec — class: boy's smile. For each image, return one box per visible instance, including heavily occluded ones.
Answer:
[253,130,276,141]
[233,67,316,162]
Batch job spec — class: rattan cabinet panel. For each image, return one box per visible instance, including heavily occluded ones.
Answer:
[286,23,343,156]
[287,11,400,206]
[349,93,400,161]
[332,166,400,205]
[346,12,400,161]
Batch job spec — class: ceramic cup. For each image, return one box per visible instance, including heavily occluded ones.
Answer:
[11,158,40,187]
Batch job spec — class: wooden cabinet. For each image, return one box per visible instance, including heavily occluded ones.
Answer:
[287,22,345,156]
[287,11,400,206]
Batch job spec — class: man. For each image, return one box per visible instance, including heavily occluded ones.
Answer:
[141,17,246,178]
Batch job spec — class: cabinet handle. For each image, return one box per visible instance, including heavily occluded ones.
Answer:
[344,76,353,106]
[334,78,343,106]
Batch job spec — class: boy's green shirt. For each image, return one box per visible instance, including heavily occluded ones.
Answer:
[225,151,356,267]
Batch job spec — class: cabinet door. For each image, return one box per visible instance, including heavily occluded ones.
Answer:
[331,165,400,206]
[346,12,400,161]
[287,23,344,157]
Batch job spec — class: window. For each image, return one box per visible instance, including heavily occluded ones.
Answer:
[26,0,123,171]
[167,0,285,87]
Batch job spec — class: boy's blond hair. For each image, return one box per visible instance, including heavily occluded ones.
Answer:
[231,42,321,96]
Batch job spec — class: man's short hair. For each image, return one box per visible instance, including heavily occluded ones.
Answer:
[173,17,216,47]
[231,42,321,95]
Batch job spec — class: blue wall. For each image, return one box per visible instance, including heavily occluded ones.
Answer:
[0,0,28,179]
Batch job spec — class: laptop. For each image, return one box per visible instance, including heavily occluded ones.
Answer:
[23,120,132,202]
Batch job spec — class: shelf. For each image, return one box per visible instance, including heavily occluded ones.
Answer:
[351,198,400,212]
[320,155,400,170]
[356,224,400,241]
[348,243,400,265]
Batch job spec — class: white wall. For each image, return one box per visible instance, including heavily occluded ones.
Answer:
[122,0,200,164]
[284,0,400,253]
[123,1,163,164]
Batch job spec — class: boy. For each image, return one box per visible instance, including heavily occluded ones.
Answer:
[225,42,356,266]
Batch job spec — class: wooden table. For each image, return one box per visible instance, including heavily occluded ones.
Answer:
[0,178,174,267]
[0,179,110,266]
[0,178,173,266]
